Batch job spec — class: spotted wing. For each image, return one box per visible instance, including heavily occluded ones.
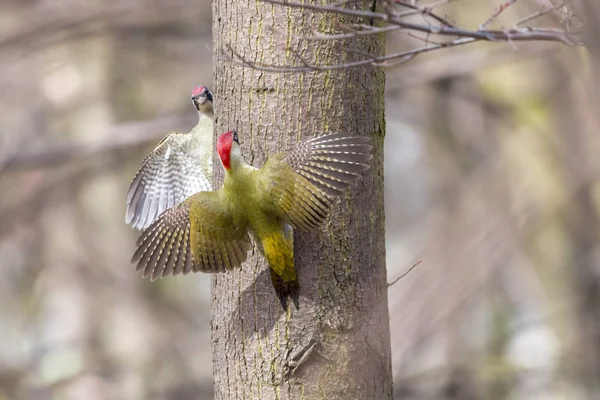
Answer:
[260,133,372,231]
[131,191,251,280]
[125,133,212,230]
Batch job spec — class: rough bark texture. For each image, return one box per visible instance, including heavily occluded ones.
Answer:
[210,1,390,399]
[569,2,600,396]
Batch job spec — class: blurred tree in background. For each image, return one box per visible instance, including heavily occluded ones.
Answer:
[1,0,599,399]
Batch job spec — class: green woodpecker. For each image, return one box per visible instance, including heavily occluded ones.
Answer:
[125,85,214,230]
[132,130,372,309]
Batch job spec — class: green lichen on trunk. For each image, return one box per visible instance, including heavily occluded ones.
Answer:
[210,1,391,399]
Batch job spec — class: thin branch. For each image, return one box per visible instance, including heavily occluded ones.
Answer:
[226,37,475,72]
[332,0,364,6]
[388,260,423,287]
[226,0,581,73]
[393,0,457,28]
[304,23,402,40]
[260,0,580,45]
[515,0,571,27]
[426,0,458,9]
[406,31,447,46]
[480,0,520,30]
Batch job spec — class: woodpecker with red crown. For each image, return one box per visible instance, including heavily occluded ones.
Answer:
[131,130,372,309]
[125,85,214,230]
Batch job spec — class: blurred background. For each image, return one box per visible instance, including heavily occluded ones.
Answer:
[0,0,596,399]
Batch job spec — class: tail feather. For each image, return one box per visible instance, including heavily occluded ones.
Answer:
[258,224,298,310]
[270,269,299,310]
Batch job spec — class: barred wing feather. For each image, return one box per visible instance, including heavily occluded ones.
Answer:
[131,192,251,280]
[125,134,212,230]
[261,133,372,231]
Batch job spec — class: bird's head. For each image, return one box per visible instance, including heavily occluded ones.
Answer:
[217,130,240,171]
[191,85,213,116]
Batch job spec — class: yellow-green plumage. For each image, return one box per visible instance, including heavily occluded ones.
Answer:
[132,132,372,309]
[220,162,300,306]
[259,227,294,282]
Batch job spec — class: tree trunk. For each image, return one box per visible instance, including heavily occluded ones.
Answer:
[567,2,600,396]
[210,1,391,399]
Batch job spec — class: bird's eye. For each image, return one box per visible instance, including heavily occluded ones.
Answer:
[233,132,239,143]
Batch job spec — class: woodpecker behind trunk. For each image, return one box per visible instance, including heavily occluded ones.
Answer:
[131,130,372,309]
[125,85,214,230]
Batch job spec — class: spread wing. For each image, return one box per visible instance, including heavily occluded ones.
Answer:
[131,191,251,280]
[260,133,372,231]
[125,133,212,230]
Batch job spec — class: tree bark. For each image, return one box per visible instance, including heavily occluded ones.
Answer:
[210,1,391,399]
[566,2,600,396]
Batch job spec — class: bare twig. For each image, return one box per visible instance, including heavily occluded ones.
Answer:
[480,0,520,30]
[388,260,423,287]
[226,37,475,72]
[225,0,581,73]
[261,0,577,44]
[304,24,402,40]
[515,1,571,27]
[332,0,364,6]
[393,0,457,28]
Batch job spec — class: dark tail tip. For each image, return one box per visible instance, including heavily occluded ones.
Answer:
[270,270,300,311]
